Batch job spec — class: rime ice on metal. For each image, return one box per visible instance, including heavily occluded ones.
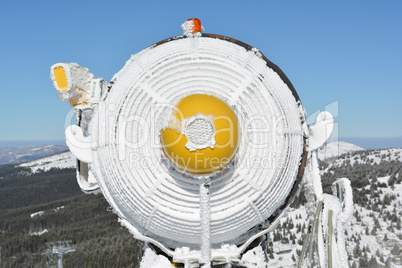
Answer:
[50,19,352,267]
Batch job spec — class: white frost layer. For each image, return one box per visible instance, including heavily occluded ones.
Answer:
[20,151,76,173]
[307,111,334,151]
[164,113,217,152]
[50,63,94,103]
[140,246,269,268]
[199,182,211,266]
[182,114,216,152]
[91,36,305,250]
[332,178,353,223]
[304,151,323,203]
[239,245,267,268]
[140,247,173,268]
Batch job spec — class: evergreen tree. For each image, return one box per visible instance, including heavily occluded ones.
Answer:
[368,255,378,268]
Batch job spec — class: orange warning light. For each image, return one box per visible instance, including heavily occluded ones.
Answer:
[187,18,202,33]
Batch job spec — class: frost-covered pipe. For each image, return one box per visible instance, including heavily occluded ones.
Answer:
[297,232,310,268]
[332,178,353,223]
[310,151,323,201]
[332,178,353,267]
[309,201,322,266]
[300,149,354,268]
[327,209,333,268]
[298,200,323,268]
[317,214,325,268]
[321,194,342,268]
[199,179,211,267]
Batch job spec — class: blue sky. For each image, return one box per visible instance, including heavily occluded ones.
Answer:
[0,1,401,149]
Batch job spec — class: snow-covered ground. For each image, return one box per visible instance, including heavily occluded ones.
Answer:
[266,207,309,267]
[266,143,402,268]
[19,151,75,173]
[318,141,364,161]
[31,206,65,218]
[343,174,402,267]
[29,206,66,237]
[30,210,46,218]
[30,229,49,236]
[0,144,68,165]
[320,147,402,176]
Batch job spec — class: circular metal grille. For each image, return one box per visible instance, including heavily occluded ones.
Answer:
[90,34,307,249]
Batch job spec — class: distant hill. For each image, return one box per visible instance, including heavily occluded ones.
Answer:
[318,141,364,161]
[0,145,69,165]
[19,150,76,173]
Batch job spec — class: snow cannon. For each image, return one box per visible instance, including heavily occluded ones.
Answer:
[51,19,349,267]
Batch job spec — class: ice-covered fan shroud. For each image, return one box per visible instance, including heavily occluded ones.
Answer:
[93,35,306,248]
[51,33,317,264]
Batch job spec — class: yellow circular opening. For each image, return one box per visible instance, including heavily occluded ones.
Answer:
[161,94,239,174]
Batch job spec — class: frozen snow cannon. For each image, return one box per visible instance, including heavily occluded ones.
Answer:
[51,19,335,267]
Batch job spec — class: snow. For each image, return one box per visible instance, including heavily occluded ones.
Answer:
[30,206,65,218]
[267,207,309,267]
[320,148,402,176]
[319,148,402,267]
[332,178,353,224]
[31,210,45,218]
[30,229,48,236]
[318,141,364,160]
[140,244,270,268]
[266,184,402,267]
[181,19,195,35]
[181,19,204,36]
[140,247,174,268]
[0,145,68,165]
[239,245,267,268]
[343,190,402,267]
[19,151,75,173]
[377,176,390,184]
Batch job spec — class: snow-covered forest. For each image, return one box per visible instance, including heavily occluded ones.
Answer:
[0,142,401,267]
